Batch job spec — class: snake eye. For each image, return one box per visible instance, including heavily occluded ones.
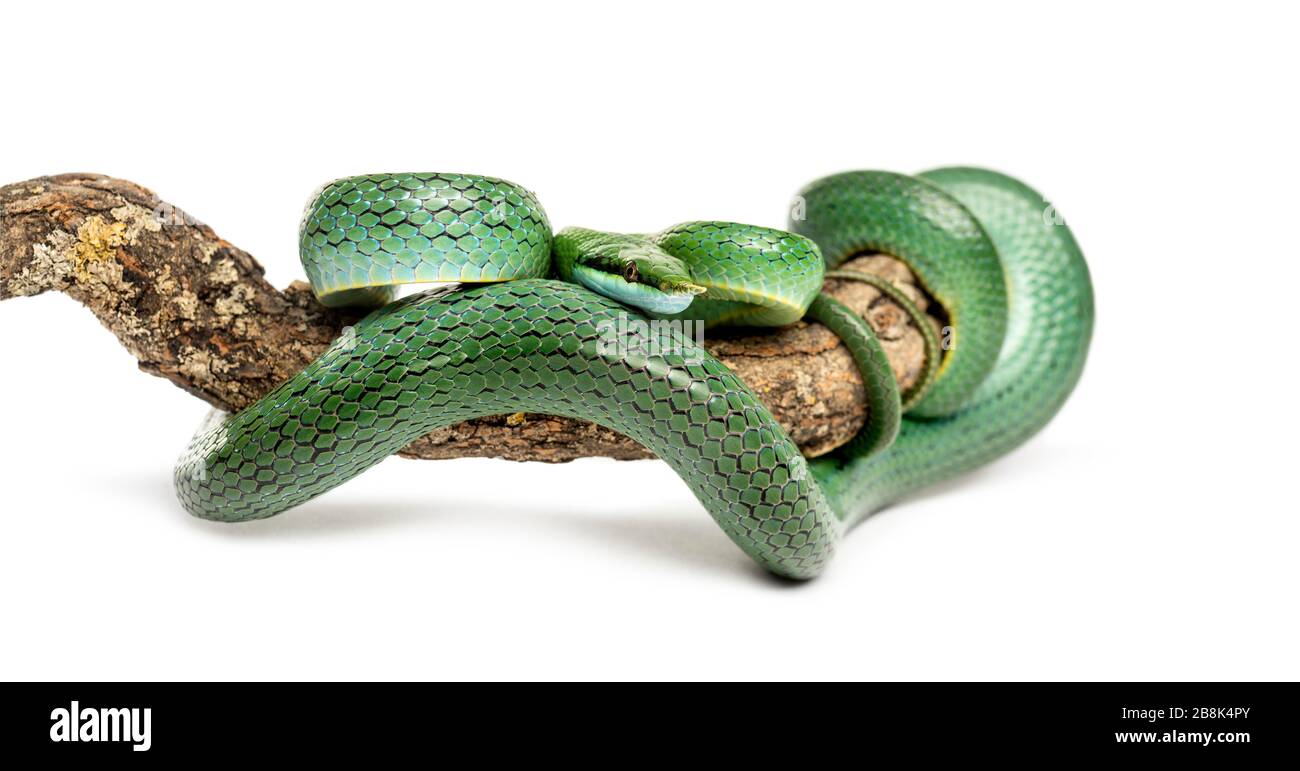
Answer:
[623,263,639,283]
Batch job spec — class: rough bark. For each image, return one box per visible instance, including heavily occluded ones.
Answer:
[0,174,942,462]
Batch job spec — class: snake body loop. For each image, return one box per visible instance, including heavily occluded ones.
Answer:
[791,170,1008,418]
[176,280,840,577]
[298,173,552,308]
[175,168,1093,579]
[802,168,1094,527]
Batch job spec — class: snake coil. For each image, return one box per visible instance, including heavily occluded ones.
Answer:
[175,168,1093,579]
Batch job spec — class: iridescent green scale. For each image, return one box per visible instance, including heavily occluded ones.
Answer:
[299,173,551,307]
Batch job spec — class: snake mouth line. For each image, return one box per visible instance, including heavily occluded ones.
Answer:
[570,263,703,314]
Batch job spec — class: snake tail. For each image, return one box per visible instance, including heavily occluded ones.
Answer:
[807,167,1094,527]
[791,170,1008,419]
[803,293,901,459]
[823,269,943,411]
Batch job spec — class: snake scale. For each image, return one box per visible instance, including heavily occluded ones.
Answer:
[174,168,1093,579]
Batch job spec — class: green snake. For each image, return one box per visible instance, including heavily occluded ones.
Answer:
[175,168,1093,579]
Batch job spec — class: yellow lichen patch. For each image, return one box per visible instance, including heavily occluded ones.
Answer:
[506,412,528,426]
[73,216,127,278]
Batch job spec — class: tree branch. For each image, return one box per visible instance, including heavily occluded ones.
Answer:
[0,174,942,462]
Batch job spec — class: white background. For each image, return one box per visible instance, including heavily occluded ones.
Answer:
[1,1,1296,681]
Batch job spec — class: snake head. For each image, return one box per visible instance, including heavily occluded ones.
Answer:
[569,238,706,314]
